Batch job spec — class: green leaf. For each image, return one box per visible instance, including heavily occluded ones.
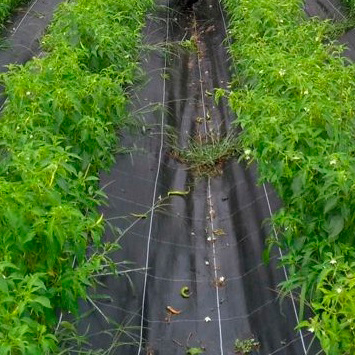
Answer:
[327,215,344,241]
[298,281,307,321]
[0,277,8,293]
[0,262,19,272]
[291,174,304,197]
[187,348,204,355]
[60,321,76,332]
[32,296,52,309]
[324,197,338,214]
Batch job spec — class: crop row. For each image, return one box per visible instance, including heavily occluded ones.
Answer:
[0,0,152,352]
[0,0,28,28]
[223,0,355,353]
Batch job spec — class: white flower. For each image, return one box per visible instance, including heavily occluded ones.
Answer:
[308,327,314,333]
[336,287,342,294]
[244,149,252,160]
[204,316,211,322]
[330,159,337,166]
[205,260,210,266]
[219,276,225,283]
[26,91,31,96]
[330,259,337,265]
[303,90,309,95]
[279,69,286,77]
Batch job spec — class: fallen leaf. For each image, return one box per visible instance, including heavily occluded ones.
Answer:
[213,229,226,236]
[166,306,181,315]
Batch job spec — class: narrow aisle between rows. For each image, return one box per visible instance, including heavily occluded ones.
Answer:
[85,0,318,353]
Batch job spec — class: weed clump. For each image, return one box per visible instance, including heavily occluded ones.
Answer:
[234,338,260,354]
[171,133,239,177]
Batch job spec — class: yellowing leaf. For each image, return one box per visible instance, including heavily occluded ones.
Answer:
[167,188,190,197]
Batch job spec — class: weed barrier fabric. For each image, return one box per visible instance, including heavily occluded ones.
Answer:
[304,0,346,19]
[80,0,319,353]
[0,0,63,106]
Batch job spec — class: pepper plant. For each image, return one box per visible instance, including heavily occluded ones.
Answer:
[223,0,355,352]
[0,0,153,352]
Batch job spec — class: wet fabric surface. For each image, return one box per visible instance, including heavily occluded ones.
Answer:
[82,1,321,354]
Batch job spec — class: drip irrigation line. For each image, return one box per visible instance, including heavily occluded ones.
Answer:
[99,297,277,323]
[107,173,270,224]
[107,161,268,203]
[216,0,307,352]
[11,0,41,36]
[206,56,225,355]
[323,0,346,19]
[123,257,276,284]
[193,10,224,354]
[0,99,7,113]
[263,185,307,353]
[55,312,63,333]
[125,227,268,253]
[137,0,171,353]
[267,333,313,355]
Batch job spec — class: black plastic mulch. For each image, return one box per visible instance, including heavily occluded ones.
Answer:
[304,0,346,19]
[80,0,324,354]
